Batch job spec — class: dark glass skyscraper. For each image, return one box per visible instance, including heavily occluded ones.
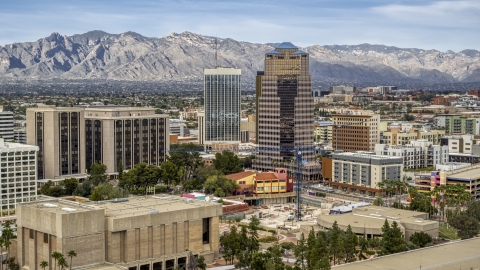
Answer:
[254,42,320,180]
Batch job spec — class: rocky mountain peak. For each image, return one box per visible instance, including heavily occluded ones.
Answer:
[0,30,479,83]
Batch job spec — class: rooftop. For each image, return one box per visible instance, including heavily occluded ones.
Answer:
[276,42,297,49]
[334,151,404,160]
[255,172,278,181]
[334,238,480,270]
[94,195,219,219]
[226,170,256,181]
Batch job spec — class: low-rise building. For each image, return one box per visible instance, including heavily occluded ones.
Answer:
[382,128,445,146]
[226,168,293,195]
[414,164,480,199]
[374,140,448,169]
[13,195,222,269]
[315,206,438,241]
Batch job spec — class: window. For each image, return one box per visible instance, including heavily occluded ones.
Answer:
[29,229,34,239]
[44,233,48,243]
[239,181,246,185]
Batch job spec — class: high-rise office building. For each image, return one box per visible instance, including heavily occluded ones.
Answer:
[254,42,320,180]
[0,106,14,141]
[27,106,169,180]
[0,138,38,216]
[332,109,380,152]
[203,68,241,149]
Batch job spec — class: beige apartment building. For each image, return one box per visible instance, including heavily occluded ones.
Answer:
[27,106,169,180]
[332,109,380,152]
[254,42,320,180]
[13,195,222,270]
[382,128,445,146]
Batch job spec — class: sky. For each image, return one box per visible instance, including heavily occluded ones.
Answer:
[0,0,479,52]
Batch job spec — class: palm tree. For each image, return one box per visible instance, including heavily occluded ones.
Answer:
[40,261,49,270]
[67,250,77,270]
[58,256,68,270]
[0,238,4,270]
[52,251,62,270]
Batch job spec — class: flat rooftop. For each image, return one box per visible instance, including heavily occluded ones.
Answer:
[320,206,435,228]
[445,164,480,180]
[23,196,99,214]
[92,195,219,219]
[333,238,480,270]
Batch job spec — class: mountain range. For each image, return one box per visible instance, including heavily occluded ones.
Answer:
[1,30,479,83]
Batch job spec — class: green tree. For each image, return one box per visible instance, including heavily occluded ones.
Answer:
[328,221,344,265]
[380,220,406,255]
[6,257,20,270]
[235,216,261,269]
[251,244,285,270]
[372,197,384,206]
[197,255,206,270]
[159,160,184,187]
[204,175,239,197]
[61,178,78,196]
[117,160,124,181]
[120,163,160,193]
[58,256,68,270]
[380,219,391,255]
[448,214,480,239]
[213,151,244,175]
[306,229,318,270]
[40,261,48,270]
[90,184,128,201]
[343,225,358,263]
[220,226,240,265]
[465,200,480,222]
[67,250,77,270]
[52,251,62,270]
[409,232,432,248]
[88,163,108,185]
[168,143,203,183]
[294,233,307,270]
[74,179,94,198]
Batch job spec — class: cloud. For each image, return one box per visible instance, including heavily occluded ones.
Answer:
[0,0,479,52]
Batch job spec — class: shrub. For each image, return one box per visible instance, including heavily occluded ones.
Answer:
[258,236,278,243]
[268,229,277,235]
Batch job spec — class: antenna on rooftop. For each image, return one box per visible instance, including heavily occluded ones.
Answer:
[215,36,218,68]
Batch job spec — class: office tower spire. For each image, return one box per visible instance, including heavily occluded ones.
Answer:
[254,42,320,180]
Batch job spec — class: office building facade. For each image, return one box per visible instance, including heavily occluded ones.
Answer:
[254,42,319,180]
[203,68,241,148]
[27,106,169,180]
[0,138,38,216]
[332,109,380,152]
[0,106,14,141]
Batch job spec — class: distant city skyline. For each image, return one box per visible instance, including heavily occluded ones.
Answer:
[1,0,479,52]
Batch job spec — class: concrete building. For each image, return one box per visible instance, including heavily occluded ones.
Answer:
[13,195,222,270]
[327,151,403,196]
[26,106,169,180]
[0,138,38,216]
[254,42,320,180]
[314,121,332,143]
[315,206,438,241]
[330,85,356,95]
[0,106,14,141]
[203,68,241,148]
[83,107,169,172]
[332,109,380,152]
[375,140,448,169]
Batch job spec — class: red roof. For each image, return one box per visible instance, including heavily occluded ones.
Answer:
[226,171,256,181]
[255,172,278,181]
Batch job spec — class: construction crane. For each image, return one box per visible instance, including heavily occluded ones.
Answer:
[165,144,317,222]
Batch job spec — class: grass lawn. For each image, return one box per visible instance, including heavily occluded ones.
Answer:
[439,224,460,240]
[404,166,434,173]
